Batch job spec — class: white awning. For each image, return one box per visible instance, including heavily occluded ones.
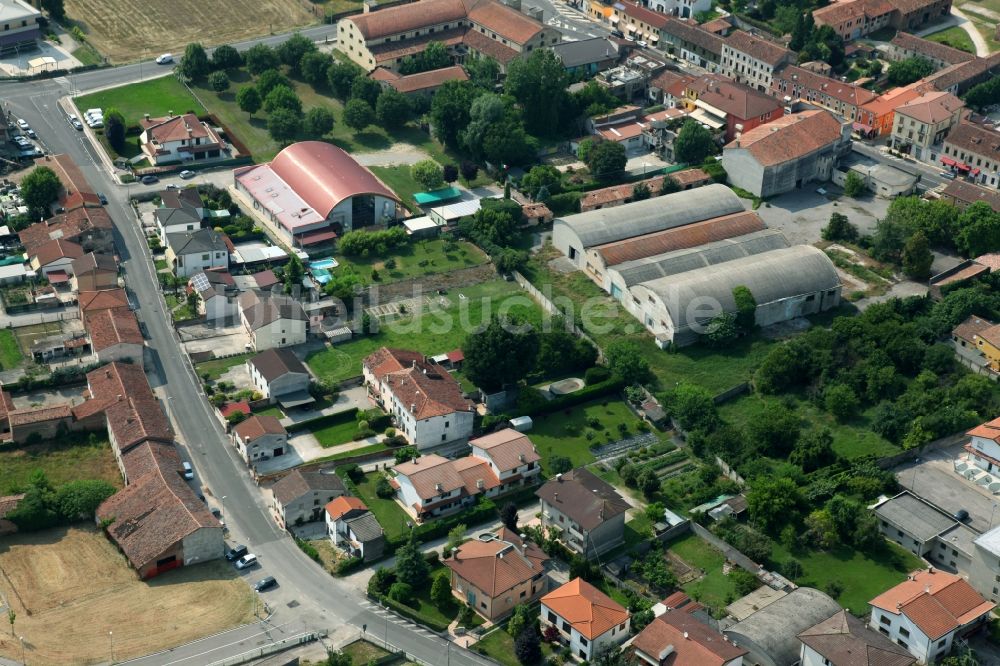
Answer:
[690,108,725,130]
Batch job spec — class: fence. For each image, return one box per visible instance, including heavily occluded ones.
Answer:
[511,270,604,362]
[691,523,761,575]
[713,382,750,405]
[714,456,747,486]
[205,629,328,666]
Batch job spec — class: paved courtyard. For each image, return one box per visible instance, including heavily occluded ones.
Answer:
[755,189,891,245]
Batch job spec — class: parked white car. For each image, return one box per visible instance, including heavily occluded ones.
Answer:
[16,119,29,130]
[234,554,258,570]
[156,53,173,64]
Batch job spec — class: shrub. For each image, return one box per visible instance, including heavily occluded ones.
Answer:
[295,538,321,563]
[584,365,611,385]
[375,476,394,498]
[388,581,414,605]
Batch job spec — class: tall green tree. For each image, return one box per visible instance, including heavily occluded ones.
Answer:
[244,43,280,75]
[504,49,570,137]
[104,107,126,152]
[343,99,375,131]
[887,57,935,86]
[267,108,302,145]
[20,166,61,214]
[304,106,335,137]
[179,43,210,80]
[256,68,292,98]
[466,56,500,89]
[674,119,715,164]
[300,51,332,87]
[236,86,262,118]
[902,230,933,279]
[210,44,242,71]
[463,315,540,391]
[585,140,627,181]
[733,285,756,333]
[41,0,65,21]
[520,165,561,200]
[208,71,230,93]
[350,77,382,107]
[843,170,865,197]
[394,532,429,586]
[606,340,651,385]
[747,477,803,533]
[411,160,445,190]
[283,253,304,293]
[956,202,1000,257]
[375,88,411,129]
[277,33,317,75]
[430,80,479,148]
[327,61,364,100]
[263,85,302,115]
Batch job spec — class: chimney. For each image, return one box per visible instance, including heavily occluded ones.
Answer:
[435,482,443,492]
[556,473,563,482]
[144,113,150,121]
[477,478,485,489]
[554,492,559,502]
[683,632,689,640]
[925,585,931,594]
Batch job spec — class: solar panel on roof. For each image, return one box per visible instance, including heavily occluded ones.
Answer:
[190,273,210,293]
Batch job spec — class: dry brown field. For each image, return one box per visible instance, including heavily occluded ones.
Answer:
[0,525,255,665]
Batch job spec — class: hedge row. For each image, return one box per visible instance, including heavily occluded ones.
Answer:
[519,375,625,418]
[379,595,450,632]
[388,497,498,549]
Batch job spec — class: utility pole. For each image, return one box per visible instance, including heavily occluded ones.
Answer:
[109,631,114,663]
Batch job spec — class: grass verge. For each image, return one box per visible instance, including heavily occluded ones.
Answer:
[75,76,206,127]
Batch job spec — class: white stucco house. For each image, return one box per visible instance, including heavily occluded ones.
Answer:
[232,414,288,465]
[239,291,308,351]
[139,113,225,166]
[165,228,228,278]
[325,496,386,562]
[541,578,630,662]
[363,347,473,450]
[246,347,314,408]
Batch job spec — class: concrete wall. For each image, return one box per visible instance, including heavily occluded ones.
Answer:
[235,431,288,463]
[252,318,307,351]
[96,343,144,367]
[182,525,225,566]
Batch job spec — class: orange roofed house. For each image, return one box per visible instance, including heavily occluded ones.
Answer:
[541,578,630,661]
[444,527,550,621]
[325,496,386,562]
[390,429,541,520]
[868,569,994,663]
[631,607,748,666]
[363,347,474,450]
[966,414,1000,474]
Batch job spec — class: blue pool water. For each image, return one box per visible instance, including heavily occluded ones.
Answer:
[309,257,339,270]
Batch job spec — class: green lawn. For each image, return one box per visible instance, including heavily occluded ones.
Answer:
[528,399,650,474]
[350,472,413,541]
[718,393,901,460]
[0,329,24,370]
[75,75,206,128]
[669,534,743,613]
[923,25,976,53]
[195,352,253,381]
[307,280,542,384]
[254,405,285,419]
[72,43,103,67]
[312,418,366,448]
[0,436,122,494]
[333,238,488,285]
[340,641,392,664]
[370,166,429,214]
[475,628,556,666]
[770,541,924,614]
[320,442,390,462]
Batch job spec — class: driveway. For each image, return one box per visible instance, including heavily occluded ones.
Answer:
[896,443,1000,533]
[280,385,373,427]
[352,144,433,167]
[12,386,88,409]
[754,189,891,246]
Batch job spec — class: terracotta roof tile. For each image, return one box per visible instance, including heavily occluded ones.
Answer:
[773,64,877,108]
[896,91,964,124]
[452,456,501,494]
[943,121,1000,160]
[467,0,543,42]
[394,454,466,501]
[347,0,469,40]
[462,28,521,64]
[86,308,143,352]
[326,495,368,521]
[723,30,792,66]
[891,32,975,66]
[365,347,471,420]
[233,414,286,441]
[869,569,995,640]
[140,113,219,144]
[19,207,113,253]
[79,288,130,315]
[671,168,711,186]
[470,428,540,473]
[660,17,726,55]
[33,154,100,209]
[445,529,549,597]
[726,110,845,167]
[31,238,83,267]
[688,74,784,119]
[582,176,667,209]
[105,396,174,453]
[541,578,629,640]
[651,70,694,97]
[942,180,1000,212]
[797,610,915,666]
[96,441,220,571]
[71,251,117,276]
[385,66,469,94]
[633,610,747,666]
[595,211,765,266]
[8,404,72,426]
[370,28,468,63]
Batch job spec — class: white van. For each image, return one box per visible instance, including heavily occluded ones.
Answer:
[182,461,194,480]
[156,53,173,64]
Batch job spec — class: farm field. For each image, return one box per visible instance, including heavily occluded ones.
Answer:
[0,526,255,666]
[306,280,542,384]
[64,0,314,63]
[0,436,121,494]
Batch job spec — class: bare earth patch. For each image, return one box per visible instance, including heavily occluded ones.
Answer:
[0,525,255,665]
[64,0,314,63]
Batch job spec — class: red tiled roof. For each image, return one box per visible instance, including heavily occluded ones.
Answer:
[869,569,995,640]
[968,415,1000,442]
[596,210,765,266]
[891,32,975,66]
[370,28,468,63]
[671,168,711,186]
[31,238,83,268]
[798,610,915,666]
[79,288,129,314]
[271,468,346,505]
[19,207,113,253]
[445,528,549,597]
[542,578,629,640]
[896,91,964,124]
[582,175,667,209]
[943,121,1000,159]
[726,110,844,167]
[365,347,471,420]
[633,610,747,666]
[86,308,143,352]
[253,270,280,289]
[688,74,784,119]
[467,0,543,42]
[326,495,368,521]
[106,396,173,453]
[452,456,501,495]
[723,30,792,66]
[651,70,695,98]
[773,64,877,108]
[140,113,216,144]
[347,0,469,40]
[942,180,1000,212]
[96,441,220,572]
[462,28,521,64]
[617,0,670,29]
[8,404,72,426]
[233,414,286,441]
[385,66,469,94]
[394,454,466,500]
[470,428,540,473]
[33,154,100,210]
[220,401,251,418]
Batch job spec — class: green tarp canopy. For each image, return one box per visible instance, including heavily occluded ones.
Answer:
[0,254,25,266]
[413,187,462,206]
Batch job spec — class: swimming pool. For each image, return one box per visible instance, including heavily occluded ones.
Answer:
[312,269,332,285]
[309,257,339,271]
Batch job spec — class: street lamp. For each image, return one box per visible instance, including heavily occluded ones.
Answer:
[221,495,227,523]
[19,636,24,665]
[990,503,998,531]
[109,631,114,663]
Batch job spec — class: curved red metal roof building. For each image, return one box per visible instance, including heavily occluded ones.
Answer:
[268,141,400,218]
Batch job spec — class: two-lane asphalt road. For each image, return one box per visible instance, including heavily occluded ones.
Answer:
[1,31,495,666]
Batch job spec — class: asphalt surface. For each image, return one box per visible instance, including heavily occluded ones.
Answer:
[0,29,496,666]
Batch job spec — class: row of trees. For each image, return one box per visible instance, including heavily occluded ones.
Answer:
[8,469,116,532]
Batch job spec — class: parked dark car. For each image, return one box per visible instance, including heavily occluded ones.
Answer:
[140,175,159,185]
[954,509,970,523]
[225,544,248,561]
[254,576,277,592]
[98,192,108,205]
